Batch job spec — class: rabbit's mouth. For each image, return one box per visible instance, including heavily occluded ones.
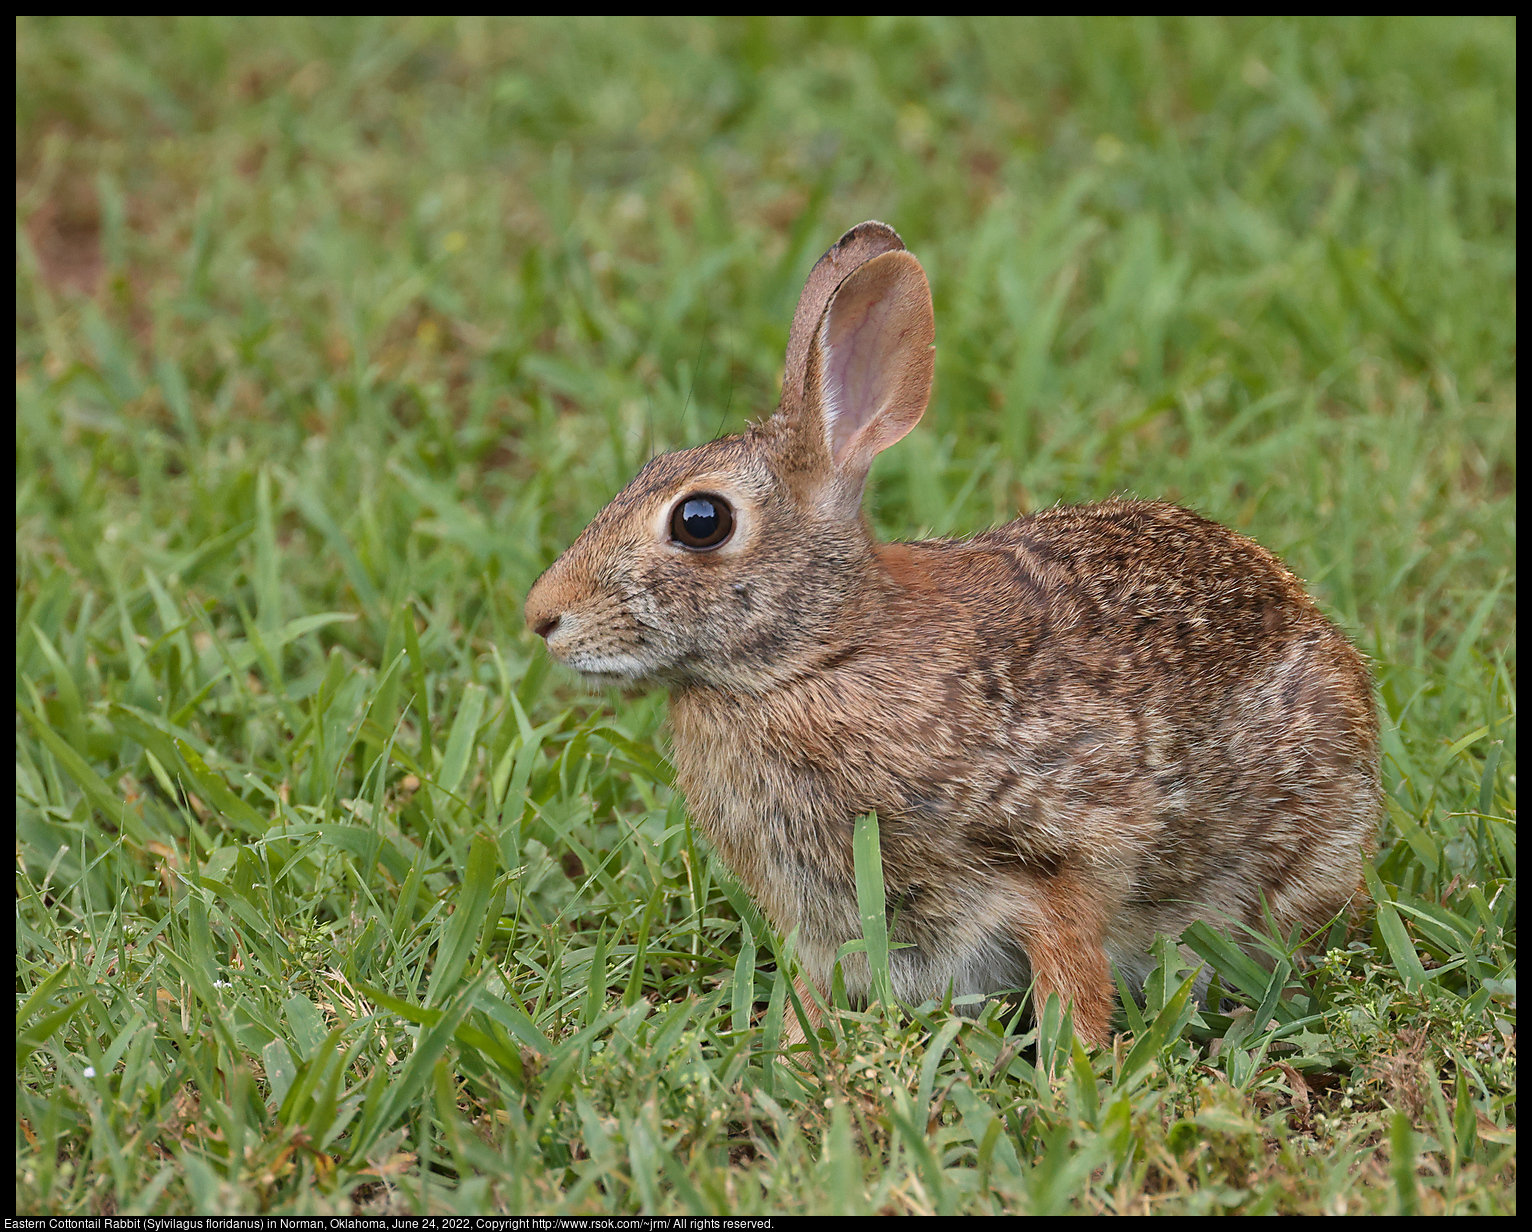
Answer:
[562,652,658,690]
[576,668,643,688]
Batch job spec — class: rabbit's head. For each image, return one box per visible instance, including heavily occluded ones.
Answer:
[524,222,934,693]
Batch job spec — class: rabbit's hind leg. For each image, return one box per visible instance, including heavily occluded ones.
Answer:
[781,972,826,1048]
[1010,872,1116,1050]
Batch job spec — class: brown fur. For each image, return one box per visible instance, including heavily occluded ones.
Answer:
[524,222,1381,1049]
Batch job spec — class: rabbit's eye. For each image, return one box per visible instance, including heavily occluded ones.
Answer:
[670,494,734,550]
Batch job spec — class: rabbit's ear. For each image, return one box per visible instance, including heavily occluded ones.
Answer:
[780,221,906,424]
[805,248,934,497]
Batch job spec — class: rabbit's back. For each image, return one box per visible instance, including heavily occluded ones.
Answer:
[968,499,1377,754]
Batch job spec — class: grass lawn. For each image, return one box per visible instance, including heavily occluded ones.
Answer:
[16,16,1515,1214]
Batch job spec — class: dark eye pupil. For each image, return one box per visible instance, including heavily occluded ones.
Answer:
[671,494,733,548]
[683,499,719,538]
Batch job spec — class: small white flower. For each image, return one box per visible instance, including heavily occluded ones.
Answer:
[82,1066,96,1078]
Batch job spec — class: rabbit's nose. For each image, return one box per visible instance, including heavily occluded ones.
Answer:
[525,565,577,642]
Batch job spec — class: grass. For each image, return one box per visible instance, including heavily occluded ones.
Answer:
[15,15,1515,1215]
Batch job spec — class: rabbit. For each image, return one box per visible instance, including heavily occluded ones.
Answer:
[523,220,1381,1048]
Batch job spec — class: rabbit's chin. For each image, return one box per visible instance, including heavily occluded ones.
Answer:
[576,670,651,692]
[560,652,662,691]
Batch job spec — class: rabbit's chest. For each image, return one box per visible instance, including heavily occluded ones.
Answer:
[668,687,1012,930]
[667,711,854,926]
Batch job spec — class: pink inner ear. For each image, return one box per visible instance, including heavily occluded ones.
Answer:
[816,253,933,474]
[823,295,903,464]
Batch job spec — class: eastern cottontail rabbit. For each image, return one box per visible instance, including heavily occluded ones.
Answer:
[524,221,1381,1048]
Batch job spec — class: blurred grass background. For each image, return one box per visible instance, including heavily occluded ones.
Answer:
[16,16,1515,1215]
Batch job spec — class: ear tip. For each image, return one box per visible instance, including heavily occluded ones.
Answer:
[833,220,905,252]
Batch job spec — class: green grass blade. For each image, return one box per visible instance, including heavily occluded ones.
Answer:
[1116,966,1199,1091]
[16,962,74,1029]
[437,682,488,800]
[1363,861,1430,990]
[426,833,498,1008]
[731,921,757,1036]
[853,810,894,1011]
[349,971,488,1163]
